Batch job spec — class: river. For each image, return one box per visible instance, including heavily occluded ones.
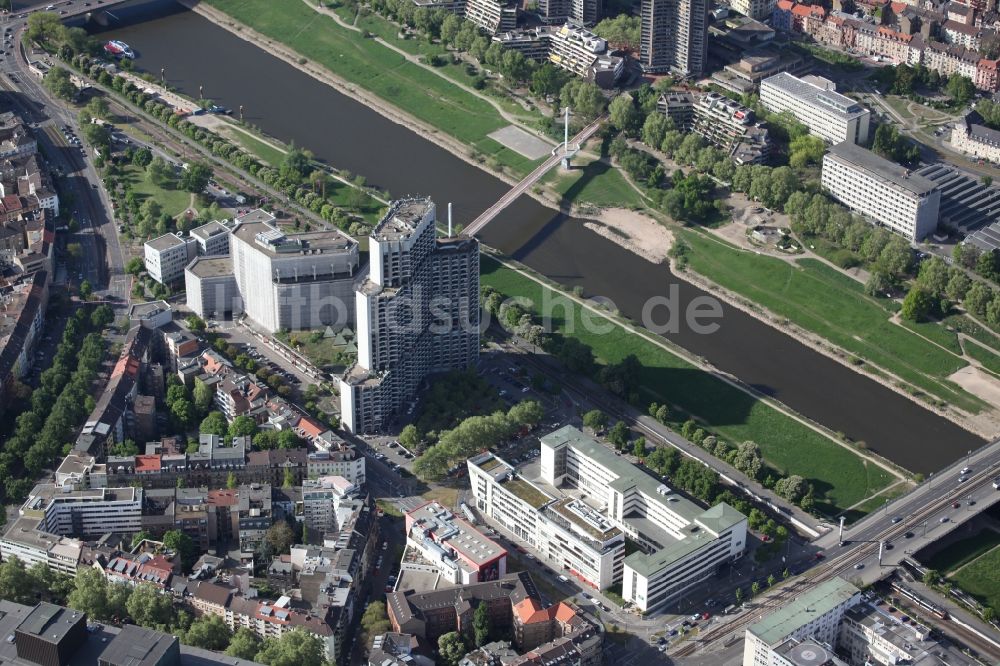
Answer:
[80,0,986,473]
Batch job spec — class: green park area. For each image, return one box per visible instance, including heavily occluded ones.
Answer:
[120,163,193,218]
[679,230,986,413]
[942,532,1000,614]
[479,255,895,514]
[220,126,287,167]
[205,0,542,176]
[539,145,647,209]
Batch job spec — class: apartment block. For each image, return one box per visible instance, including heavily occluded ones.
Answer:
[821,141,941,241]
[731,0,778,20]
[639,0,709,76]
[494,24,624,87]
[405,500,508,585]
[340,199,479,434]
[657,91,771,164]
[144,233,196,285]
[760,72,870,145]
[307,450,366,486]
[464,0,517,34]
[302,475,357,536]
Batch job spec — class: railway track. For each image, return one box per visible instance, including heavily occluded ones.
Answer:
[673,462,1000,658]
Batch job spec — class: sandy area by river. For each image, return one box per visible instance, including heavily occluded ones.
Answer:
[581,209,674,264]
[949,366,1000,410]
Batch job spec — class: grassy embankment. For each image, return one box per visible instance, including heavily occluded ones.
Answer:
[480,255,895,515]
[678,230,988,414]
[204,0,543,177]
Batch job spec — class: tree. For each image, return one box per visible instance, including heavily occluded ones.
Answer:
[922,569,939,585]
[110,438,140,457]
[200,411,228,436]
[508,400,544,427]
[146,157,174,188]
[632,436,646,459]
[530,62,567,97]
[593,14,641,49]
[965,281,993,317]
[474,601,491,647]
[864,270,895,298]
[180,162,213,193]
[774,475,809,503]
[732,441,763,479]
[788,134,825,169]
[750,581,761,597]
[767,574,776,588]
[27,12,67,44]
[254,629,326,666]
[265,521,296,556]
[901,286,934,322]
[582,409,607,432]
[608,421,629,451]
[171,398,195,431]
[500,49,532,84]
[947,73,976,105]
[400,424,420,450]
[0,558,34,604]
[609,95,641,136]
[79,279,93,300]
[641,112,671,151]
[185,615,232,650]
[67,567,113,620]
[132,147,153,168]
[163,530,197,573]
[193,379,214,413]
[126,583,175,629]
[279,147,312,183]
[125,257,145,275]
[226,629,263,660]
[735,587,743,604]
[438,632,467,666]
[228,415,258,440]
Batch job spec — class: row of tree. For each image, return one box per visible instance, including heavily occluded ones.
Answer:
[412,400,545,481]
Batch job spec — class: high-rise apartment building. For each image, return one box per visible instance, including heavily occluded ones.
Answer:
[640,0,709,76]
[340,199,479,434]
[539,0,602,26]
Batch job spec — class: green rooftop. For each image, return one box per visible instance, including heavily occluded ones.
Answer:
[501,477,553,509]
[478,456,505,473]
[748,578,860,645]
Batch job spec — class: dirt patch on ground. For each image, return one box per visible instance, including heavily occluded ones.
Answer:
[949,366,1000,412]
[580,208,673,264]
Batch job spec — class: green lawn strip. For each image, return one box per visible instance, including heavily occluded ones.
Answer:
[205,0,536,176]
[951,544,1000,613]
[680,231,982,412]
[121,164,192,217]
[926,529,1000,574]
[221,126,287,166]
[545,154,647,208]
[898,318,963,355]
[944,314,1000,354]
[480,254,894,513]
[963,338,1000,376]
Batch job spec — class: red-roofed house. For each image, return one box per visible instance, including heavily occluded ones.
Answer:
[773,0,794,31]
[135,454,162,474]
[977,58,1000,92]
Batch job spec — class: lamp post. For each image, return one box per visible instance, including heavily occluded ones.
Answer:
[160,67,165,85]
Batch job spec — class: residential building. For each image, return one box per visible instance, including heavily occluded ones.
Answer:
[302,475,357,536]
[307,450,366,486]
[639,0,709,76]
[18,483,143,538]
[465,0,517,34]
[0,112,37,159]
[657,91,771,164]
[538,0,602,25]
[821,141,941,241]
[405,501,508,585]
[144,233,196,285]
[494,24,624,87]
[189,220,231,256]
[340,198,479,434]
[731,0,778,21]
[386,571,602,662]
[368,634,430,666]
[743,578,862,666]
[760,73,871,144]
[229,210,359,334]
[951,108,1000,164]
[0,517,83,576]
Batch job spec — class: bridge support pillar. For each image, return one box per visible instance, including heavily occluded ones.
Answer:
[561,156,572,170]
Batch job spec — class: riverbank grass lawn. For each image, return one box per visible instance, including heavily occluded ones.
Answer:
[949,540,1000,614]
[204,0,543,177]
[679,230,987,414]
[480,254,895,515]
[121,163,192,218]
[219,126,287,167]
[540,151,647,209]
[926,529,1000,574]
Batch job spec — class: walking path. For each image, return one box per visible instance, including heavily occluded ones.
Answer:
[303,0,554,144]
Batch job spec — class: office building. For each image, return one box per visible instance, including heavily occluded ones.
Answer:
[539,426,746,612]
[404,500,508,585]
[189,220,231,256]
[19,484,143,538]
[744,578,861,666]
[229,210,360,334]
[184,257,242,320]
[639,0,709,76]
[760,73,870,145]
[657,91,771,164]
[821,142,941,241]
[340,198,479,434]
[470,426,746,610]
[0,601,263,666]
[144,233,195,285]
